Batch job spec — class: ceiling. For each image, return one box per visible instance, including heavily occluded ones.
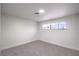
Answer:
[1,3,79,22]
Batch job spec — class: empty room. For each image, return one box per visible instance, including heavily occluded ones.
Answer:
[0,3,79,56]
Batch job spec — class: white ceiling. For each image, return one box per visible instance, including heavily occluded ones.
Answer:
[1,3,79,22]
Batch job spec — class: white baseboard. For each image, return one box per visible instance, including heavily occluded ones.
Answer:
[40,39,79,51]
[1,39,37,50]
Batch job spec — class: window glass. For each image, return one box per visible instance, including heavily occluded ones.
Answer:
[42,24,50,29]
[42,22,66,30]
[51,23,59,29]
[58,22,66,29]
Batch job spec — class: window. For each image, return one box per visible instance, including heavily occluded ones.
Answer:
[58,22,66,29]
[51,23,59,29]
[42,24,50,29]
[42,22,66,30]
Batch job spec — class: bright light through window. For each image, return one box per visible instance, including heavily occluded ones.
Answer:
[42,24,50,29]
[58,22,66,29]
[51,23,59,29]
[42,22,66,30]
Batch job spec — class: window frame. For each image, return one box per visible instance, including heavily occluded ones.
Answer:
[42,22,67,30]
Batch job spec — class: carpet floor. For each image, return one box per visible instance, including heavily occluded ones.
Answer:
[1,40,79,56]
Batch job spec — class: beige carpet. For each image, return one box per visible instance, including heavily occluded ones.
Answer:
[0,51,2,56]
[1,40,79,56]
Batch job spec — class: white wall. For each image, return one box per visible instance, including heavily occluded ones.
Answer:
[39,14,79,51]
[1,14,38,50]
